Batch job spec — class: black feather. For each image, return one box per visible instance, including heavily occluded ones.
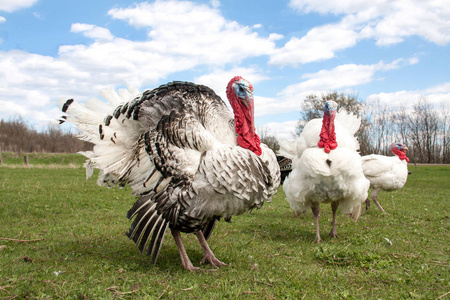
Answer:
[113,105,123,118]
[62,99,74,113]
[133,105,140,120]
[121,102,129,114]
[202,219,217,241]
[135,213,160,252]
[127,196,151,220]
[104,115,113,126]
[326,159,332,167]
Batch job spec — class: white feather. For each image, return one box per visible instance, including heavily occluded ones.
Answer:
[361,151,409,212]
[280,105,369,241]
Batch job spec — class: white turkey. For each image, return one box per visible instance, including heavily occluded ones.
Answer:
[278,100,369,242]
[59,76,280,271]
[361,143,409,213]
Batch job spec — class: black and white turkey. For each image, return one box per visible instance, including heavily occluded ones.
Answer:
[59,77,280,270]
[278,101,369,242]
[361,143,409,212]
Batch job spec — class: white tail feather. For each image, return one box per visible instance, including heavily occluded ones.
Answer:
[277,138,297,159]
[336,110,361,136]
[59,89,158,193]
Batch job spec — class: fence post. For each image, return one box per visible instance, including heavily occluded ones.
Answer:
[24,155,29,166]
[0,147,2,165]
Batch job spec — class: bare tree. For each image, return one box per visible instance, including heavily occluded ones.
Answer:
[440,102,450,164]
[257,126,279,153]
[406,97,440,163]
[0,118,92,153]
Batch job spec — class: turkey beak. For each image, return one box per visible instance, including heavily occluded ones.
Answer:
[243,93,254,108]
[403,145,409,152]
[238,91,253,108]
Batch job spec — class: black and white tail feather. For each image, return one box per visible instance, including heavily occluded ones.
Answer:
[59,82,280,265]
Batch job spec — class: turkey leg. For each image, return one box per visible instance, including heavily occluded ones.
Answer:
[365,198,371,211]
[371,190,386,213]
[195,231,227,267]
[329,201,338,238]
[311,202,322,243]
[171,229,199,271]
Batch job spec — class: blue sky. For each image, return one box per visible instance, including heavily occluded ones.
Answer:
[0,0,449,138]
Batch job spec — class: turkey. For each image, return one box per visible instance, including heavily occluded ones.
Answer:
[278,100,369,242]
[361,143,409,213]
[59,76,280,271]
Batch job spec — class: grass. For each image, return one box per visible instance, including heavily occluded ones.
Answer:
[1,152,87,167]
[0,154,449,299]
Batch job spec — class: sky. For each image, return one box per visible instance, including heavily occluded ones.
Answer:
[0,0,449,139]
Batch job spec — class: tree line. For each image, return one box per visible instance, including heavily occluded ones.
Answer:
[0,118,92,153]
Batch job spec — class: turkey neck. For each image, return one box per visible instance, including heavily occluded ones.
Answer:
[318,110,337,153]
[226,80,262,156]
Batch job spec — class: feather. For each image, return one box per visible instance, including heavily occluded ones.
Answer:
[279,101,369,242]
[201,219,217,241]
[60,79,280,270]
[361,144,409,212]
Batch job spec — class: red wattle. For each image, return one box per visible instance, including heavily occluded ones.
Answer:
[318,112,337,153]
[391,145,409,162]
[397,151,409,162]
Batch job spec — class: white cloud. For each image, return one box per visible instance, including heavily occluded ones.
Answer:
[299,57,418,90]
[70,23,114,41]
[32,11,44,20]
[367,82,450,108]
[0,0,38,12]
[274,0,450,66]
[0,16,5,23]
[269,23,359,66]
[259,120,298,139]
[107,1,276,64]
[289,0,387,15]
[210,0,220,8]
[259,57,418,117]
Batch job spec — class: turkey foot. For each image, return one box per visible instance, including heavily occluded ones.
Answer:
[329,228,338,238]
[195,231,227,267]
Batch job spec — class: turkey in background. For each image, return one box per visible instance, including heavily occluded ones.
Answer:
[278,100,370,242]
[361,143,410,213]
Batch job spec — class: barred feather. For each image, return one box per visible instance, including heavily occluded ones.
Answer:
[60,81,280,265]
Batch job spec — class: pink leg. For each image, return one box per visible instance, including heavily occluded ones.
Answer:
[194,231,227,267]
[311,202,322,243]
[372,190,386,213]
[171,229,199,271]
[329,201,338,238]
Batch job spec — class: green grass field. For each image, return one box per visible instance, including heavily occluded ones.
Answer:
[0,154,449,299]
